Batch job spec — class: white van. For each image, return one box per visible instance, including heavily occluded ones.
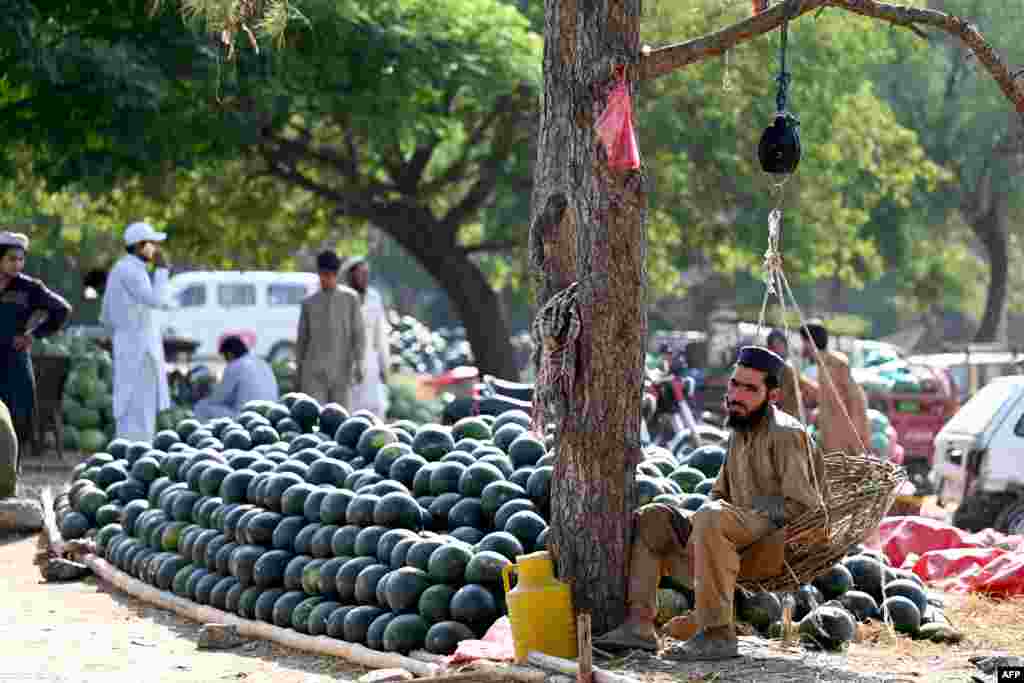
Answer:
[158,271,319,362]
[931,375,1024,534]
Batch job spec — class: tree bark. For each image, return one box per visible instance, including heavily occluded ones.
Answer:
[530,0,646,633]
[381,208,521,380]
[970,202,1010,343]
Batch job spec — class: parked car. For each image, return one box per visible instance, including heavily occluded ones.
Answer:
[931,375,1024,534]
[157,271,319,362]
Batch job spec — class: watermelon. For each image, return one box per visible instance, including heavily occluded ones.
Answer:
[389,537,419,570]
[412,425,456,461]
[336,416,373,449]
[374,492,424,531]
[799,604,857,650]
[271,515,308,553]
[452,417,491,442]
[418,583,457,624]
[839,590,880,622]
[291,596,325,634]
[307,458,352,487]
[737,590,782,631]
[507,434,545,469]
[367,611,398,651]
[451,527,485,545]
[424,621,475,655]
[428,544,474,584]
[684,445,727,478]
[884,579,928,614]
[450,584,499,628]
[283,555,313,591]
[307,601,343,636]
[476,532,524,562]
[481,481,526,521]
[343,605,388,644]
[459,462,505,498]
[336,557,379,604]
[448,497,486,530]
[504,510,547,551]
[842,555,886,603]
[382,614,430,653]
[812,564,854,601]
[465,551,511,587]
[354,525,390,559]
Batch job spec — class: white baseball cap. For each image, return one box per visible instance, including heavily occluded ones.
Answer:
[124,221,167,246]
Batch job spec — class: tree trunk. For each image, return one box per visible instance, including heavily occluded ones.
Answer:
[528,0,646,633]
[383,210,521,380]
[971,202,1010,343]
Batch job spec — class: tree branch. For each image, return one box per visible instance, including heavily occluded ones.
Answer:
[638,0,1024,122]
[459,239,523,255]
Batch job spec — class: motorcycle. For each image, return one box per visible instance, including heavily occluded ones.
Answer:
[642,368,704,454]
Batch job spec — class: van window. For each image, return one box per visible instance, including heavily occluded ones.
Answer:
[267,283,307,306]
[943,380,1019,434]
[177,284,206,308]
[1015,413,1024,437]
[218,283,256,308]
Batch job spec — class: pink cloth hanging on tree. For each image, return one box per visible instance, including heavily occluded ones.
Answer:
[595,71,641,171]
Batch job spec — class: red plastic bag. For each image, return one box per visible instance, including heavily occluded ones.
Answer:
[445,616,515,665]
[595,79,641,171]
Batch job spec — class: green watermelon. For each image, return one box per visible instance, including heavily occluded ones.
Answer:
[424,621,475,655]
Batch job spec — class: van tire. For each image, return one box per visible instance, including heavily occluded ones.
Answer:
[952,493,1014,533]
[268,342,296,365]
[993,497,1024,535]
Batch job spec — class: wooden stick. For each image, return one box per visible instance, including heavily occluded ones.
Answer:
[82,554,442,677]
[409,650,449,665]
[576,613,592,683]
[464,659,547,683]
[526,652,641,683]
[39,487,65,559]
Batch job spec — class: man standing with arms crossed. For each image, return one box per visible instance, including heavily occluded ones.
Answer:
[100,222,171,442]
[296,250,365,408]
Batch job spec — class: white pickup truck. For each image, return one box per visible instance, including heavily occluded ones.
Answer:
[931,375,1024,534]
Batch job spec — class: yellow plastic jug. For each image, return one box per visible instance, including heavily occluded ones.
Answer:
[501,550,578,663]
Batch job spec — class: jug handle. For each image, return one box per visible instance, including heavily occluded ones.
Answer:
[502,562,517,594]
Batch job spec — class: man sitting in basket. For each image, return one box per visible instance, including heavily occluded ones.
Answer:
[594,346,827,661]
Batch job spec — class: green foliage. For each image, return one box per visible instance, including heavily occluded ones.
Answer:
[638,1,946,296]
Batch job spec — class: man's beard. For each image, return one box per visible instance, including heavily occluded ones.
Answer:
[726,398,771,432]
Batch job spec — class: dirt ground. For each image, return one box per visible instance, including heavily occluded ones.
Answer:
[9,458,1021,683]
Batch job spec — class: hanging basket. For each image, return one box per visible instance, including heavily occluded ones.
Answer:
[739,451,906,593]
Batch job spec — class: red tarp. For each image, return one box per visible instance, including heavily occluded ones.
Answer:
[878,516,1024,597]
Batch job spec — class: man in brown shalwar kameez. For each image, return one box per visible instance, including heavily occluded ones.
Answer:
[594,346,827,661]
[768,328,818,423]
[799,321,870,456]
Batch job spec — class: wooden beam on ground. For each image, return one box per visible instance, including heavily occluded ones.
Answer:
[526,652,640,683]
[83,553,442,677]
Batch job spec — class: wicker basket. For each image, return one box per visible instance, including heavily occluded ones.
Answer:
[739,450,906,593]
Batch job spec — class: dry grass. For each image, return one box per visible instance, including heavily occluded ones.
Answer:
[943,591,1024,651]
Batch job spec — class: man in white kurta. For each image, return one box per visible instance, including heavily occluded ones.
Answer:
[100,222,171,442]
[343,256,390,417]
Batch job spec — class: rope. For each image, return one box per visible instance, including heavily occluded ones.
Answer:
[530,283,581,435]
[755,203,828,526]
[757,203,895,635]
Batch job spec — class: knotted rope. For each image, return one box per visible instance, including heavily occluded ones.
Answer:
[530,282,582,434]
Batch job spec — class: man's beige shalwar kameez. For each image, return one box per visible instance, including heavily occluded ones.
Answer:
[811,349,870,456]
[296,286,366,408]
[631,407,827,631]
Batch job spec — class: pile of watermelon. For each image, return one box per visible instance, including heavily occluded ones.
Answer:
[388,313,472,375]
[58,395,565,655]
[34,334,116,453]
[730,546,955,650]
